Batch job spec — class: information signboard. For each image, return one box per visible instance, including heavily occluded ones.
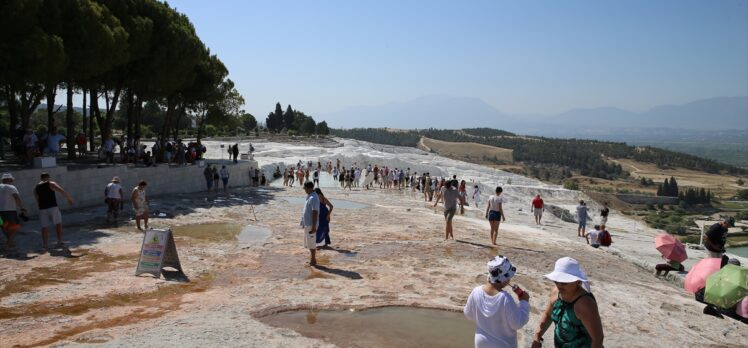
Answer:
[135,228,183,278]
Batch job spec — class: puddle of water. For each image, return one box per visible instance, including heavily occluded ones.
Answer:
[172,223,271,246]
[281,196,368,209]
[171,223,243,242]
[260,307,474,348]
[238,225,271,246]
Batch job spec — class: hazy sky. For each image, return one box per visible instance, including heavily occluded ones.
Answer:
[169,0,748,117]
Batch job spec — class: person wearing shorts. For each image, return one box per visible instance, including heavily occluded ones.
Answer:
[105,176,123,223]
[300,181,319,265]
[33,172,74,251]
[531,194,544,225]
[486,187,506,245]
[0,173,27,251]
[576,200,588,237]
[434,179,460,240]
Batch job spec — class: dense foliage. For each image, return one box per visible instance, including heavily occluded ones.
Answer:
[0,0,251,160]
[264,103,328,135]
[331,128,747,179]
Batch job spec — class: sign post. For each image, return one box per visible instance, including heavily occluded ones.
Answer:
[136,228,184,278]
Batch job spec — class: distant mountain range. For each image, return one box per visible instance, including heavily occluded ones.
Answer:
[319,95,748,132]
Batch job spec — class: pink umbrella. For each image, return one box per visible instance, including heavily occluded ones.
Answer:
[654,234,688,263]
[736,297,748,319]
[684,257,722,293]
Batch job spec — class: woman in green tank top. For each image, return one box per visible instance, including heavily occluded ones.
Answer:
[531,257,604,348]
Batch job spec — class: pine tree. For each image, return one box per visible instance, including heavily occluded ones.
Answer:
[663,178,670,196]
[669,176,679,197]
[657,183,663,196]
[284,105,295,131]
[273,103,284,132]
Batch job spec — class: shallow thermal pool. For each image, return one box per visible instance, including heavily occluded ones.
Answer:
[259,307,475,348]
[170,223,270,246]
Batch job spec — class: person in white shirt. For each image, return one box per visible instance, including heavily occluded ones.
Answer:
[103,135,116,164]
[219,165,230,191]
[472,185,482,209]
[585,225,601,248]
[0,173,27,250]
[464,256,531,348]
[105,176,123,223]
[485,186,506,245]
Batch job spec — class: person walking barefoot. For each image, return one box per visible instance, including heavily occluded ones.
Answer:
[33,172,74,251]
[131,181,150,231]
[485,187,506,245]
[300,182,319,265]
[434,179,460,240]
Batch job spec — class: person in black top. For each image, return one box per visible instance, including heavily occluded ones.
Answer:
[33,172,74,251]
[231,144,239,163]
[704,218,733,257]
[600,202,610,225]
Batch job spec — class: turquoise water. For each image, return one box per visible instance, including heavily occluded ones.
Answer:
[727,246,748,258]
[259,307,474,348]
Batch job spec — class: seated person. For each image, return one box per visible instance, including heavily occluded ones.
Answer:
[655,257,684,276]
[585,224,601,248]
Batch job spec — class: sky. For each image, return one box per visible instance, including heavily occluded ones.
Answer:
[168,0,748,119]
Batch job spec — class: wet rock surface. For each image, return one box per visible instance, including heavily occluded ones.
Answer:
[1,139,746,347]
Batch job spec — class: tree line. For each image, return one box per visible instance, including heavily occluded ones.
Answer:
[264,102,329,136]
[0,0,249,160]
[330,128,747,179]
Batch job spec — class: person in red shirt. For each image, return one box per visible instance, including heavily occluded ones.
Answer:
[531,194,544,225]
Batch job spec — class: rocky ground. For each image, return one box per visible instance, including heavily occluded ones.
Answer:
[1,139,746,347]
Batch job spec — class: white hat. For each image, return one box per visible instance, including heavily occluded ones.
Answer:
[544,257,589,284]
[487,255,516,284]
[1,173,14,181]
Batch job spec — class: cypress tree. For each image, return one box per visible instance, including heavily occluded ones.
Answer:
[669,176,679,197]
[663,178,670,196]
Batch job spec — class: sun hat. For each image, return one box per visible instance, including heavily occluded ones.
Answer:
[487,255,516,284]
[112,176,120,183]
[1,173,14,181]
[544,257,589,284]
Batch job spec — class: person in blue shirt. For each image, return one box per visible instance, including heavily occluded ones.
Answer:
[300,182,319,265]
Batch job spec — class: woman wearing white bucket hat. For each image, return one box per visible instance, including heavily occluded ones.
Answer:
[464,256,530,348]
[532,257,603,348]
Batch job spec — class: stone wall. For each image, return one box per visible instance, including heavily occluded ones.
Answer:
[9,160,258,217]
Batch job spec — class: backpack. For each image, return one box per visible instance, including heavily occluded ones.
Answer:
[599,230,612,247]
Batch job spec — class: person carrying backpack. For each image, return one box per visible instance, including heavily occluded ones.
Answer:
[599,224,612,247]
